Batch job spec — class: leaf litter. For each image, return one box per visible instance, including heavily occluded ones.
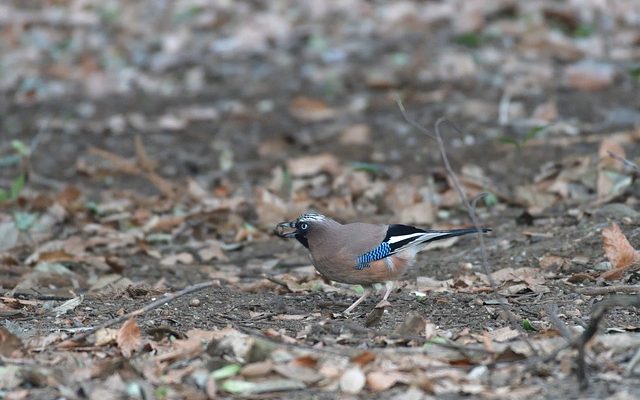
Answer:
[1,0,640,398]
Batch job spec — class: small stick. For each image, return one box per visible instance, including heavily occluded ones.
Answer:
[58,280,218,346]
[546,304,573,341]
[607,151,640,173]
[577,285,640,296]
[397,99,537,356]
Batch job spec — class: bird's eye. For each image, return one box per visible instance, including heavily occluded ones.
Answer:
[299,222,309,230]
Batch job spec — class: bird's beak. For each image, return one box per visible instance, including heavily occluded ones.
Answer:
[274,220,297,238]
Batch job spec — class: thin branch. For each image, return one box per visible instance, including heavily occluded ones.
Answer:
[546,304,573,341]
[577,285,640,296]
[397,99,537,355]
[58,280,219,347]
[607,151,640,174]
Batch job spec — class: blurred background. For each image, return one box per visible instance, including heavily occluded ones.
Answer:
[1,1,638,207]
[1,0,639,244]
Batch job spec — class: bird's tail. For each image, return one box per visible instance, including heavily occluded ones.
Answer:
[416,227,491,245]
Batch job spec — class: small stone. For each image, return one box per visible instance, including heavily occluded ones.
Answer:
[189,298,201,307]
[595,261,612,271]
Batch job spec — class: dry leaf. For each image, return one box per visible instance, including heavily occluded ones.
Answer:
[291,355,318,369]
[0,326,23,357]
[241,361,273,377]
[289,96,337,122]
[394,312,427,336]
[94,328,118,346]
[351,351,375,366]
[117,318,142,358]
[198,240,228,262]
[601,223,640,280]
[273,363,323,384]
[286,153,342,177]
[488,327,520,343]
[366,371,405,392]
[339,124,371,145]
[603,223,639,269]
[160,252,194,267]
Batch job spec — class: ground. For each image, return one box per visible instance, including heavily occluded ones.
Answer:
[1,1,640,399]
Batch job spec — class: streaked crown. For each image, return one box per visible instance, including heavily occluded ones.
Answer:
[297,212,327,223]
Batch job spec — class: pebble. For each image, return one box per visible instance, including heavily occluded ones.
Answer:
[189,298,201,307]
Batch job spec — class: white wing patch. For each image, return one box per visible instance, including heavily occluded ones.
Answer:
[387,232,426,244]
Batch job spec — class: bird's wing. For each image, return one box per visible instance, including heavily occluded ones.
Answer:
[354,225,487,269]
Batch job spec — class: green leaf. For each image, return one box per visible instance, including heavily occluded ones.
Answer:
[0,188,8,202]
[211,364,241,380]
[351,162,384,175]
[628,67,640,81]
[413,291,427,302]
[573,23,594,38]
[145,233,173,243]
[154,386,168,399]
[221,380,256,394]
[497,136,520,150]
[353,285,365,295]
[523,125,547,143]
[10,140,29,156]
[424,336,448,348]
[483,192,498,208]
[453,33,483,48]
[522,319,536,332]
[13,211,37,231]
[10,174,25,200]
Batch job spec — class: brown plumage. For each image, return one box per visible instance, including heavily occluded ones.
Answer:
[275,212,490,313]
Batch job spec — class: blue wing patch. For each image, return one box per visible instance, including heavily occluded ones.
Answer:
[355,242,391,270]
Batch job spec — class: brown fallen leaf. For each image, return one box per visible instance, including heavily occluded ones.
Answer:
[366,371,406,392]
[286,153,342,177]
[0,326,23,357]
[160,252,194,267]
[488,327,519,343]
[394,312,427,336]
[351,351,375,366]
[291,355,318,369]
[117,318,142,358]
[601,223,640,280]
[288,96,337,122]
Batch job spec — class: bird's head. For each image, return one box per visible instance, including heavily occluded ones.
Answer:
[274,212,329,248]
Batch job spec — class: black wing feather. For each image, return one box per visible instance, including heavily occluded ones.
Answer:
[384,224,426,252]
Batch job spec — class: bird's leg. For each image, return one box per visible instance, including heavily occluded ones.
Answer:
[343,286,370,314]
[375,281,394,309]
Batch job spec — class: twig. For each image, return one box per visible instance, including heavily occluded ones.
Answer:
[397,99,537,356]
[577,285,640,296]
[546,304,573,341]
[607,151,640,174]
[58,280,219,346]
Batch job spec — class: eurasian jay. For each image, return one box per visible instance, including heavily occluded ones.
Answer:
[275,212,490,314]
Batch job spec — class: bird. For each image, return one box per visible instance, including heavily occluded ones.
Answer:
[275,212,490,314]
